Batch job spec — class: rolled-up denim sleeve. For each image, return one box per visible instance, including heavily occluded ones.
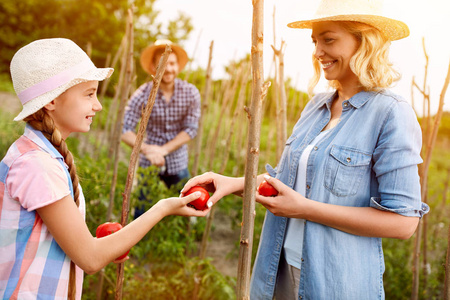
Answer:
[370,100,429,217]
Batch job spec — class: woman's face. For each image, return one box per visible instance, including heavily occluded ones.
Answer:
[45,81,101,139]
[311,21,360,86]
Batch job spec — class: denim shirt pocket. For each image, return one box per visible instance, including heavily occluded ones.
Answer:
[324,145,372,197]
[275,135,297,175]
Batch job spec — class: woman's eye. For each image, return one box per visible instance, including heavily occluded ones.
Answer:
[324,38,334,43]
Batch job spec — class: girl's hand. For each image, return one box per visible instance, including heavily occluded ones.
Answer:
[255,175,308,219]
[180,172,244,206]
[157,191,212,217]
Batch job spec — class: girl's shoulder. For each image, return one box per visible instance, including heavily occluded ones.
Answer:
[6,147,69,211]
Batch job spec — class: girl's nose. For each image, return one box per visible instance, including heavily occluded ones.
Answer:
[93,97,102,112]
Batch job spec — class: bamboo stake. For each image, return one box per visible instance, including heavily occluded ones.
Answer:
[110,7,135,300]
[271,40,287,162]
[207,63,241,169]
[445,222,450,300]
[114,47,173,300]
[198,63,250,261]
[107,10,134,222]
[183,29,203,81]
[413,57,450,299]
[237,0,268,297]
[96,37,127,300]
[192,41,214,176]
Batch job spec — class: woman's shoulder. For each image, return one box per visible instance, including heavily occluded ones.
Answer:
[370,89,416,118]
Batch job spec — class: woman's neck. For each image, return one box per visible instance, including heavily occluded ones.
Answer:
[336,80,363,101]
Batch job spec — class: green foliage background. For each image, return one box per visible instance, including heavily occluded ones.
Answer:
[1,1,450,298]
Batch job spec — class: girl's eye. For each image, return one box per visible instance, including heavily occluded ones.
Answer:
[324,38,334,43]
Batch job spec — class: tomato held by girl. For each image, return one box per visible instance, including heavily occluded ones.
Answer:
[0,38,213,300]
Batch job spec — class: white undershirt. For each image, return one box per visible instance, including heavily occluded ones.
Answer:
[283,130,330,269]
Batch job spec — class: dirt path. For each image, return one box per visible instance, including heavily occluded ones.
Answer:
[203,211,240,277]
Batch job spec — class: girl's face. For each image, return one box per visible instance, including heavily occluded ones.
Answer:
[45,81,101,139]
[311,21,360,87]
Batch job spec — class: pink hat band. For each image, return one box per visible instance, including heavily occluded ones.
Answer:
[17,59,94,105]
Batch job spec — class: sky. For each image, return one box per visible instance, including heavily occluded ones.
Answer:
[153,0,450,115]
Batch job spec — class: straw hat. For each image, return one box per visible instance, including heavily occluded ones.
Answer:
[140,39,188,75]
[10,38,114,121]
[287,0,409,41]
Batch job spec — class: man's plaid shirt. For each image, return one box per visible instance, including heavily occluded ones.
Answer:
[122,78,200,175]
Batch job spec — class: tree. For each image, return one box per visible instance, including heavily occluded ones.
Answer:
[0,0,193,81]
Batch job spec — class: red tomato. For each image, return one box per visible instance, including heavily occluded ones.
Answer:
[185,186,210,210]
[258,180,278,197]
[96,222,130,260]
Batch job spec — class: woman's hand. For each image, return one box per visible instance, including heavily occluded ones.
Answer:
[255,175,308,218]
[180,172,245,206]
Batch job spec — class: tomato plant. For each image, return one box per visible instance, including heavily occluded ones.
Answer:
[96,222,130,260]
[185,186,210,210]
[258,180,278,197]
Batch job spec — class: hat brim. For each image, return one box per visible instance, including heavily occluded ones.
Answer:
[287,15,409,41]
[14,67,113,121]
[140,43,188,75]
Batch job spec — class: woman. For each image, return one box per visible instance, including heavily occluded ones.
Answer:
[182,0,429,298]
[0,38,210,299]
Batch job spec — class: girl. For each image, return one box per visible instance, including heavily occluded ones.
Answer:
[181,0,429,299]
[0,38,211,299]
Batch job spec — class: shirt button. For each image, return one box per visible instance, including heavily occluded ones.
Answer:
[346,157,351,163]
[301,258,304,262]
[306,185,310,189]
[313,146,318,151]
[343,102,348,107]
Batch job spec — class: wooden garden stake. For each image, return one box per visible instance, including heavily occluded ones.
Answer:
[192,40,214,176]
[237,0,269,298]
[108,8,135,223]
[271,40,287,162]
[114,44,172,300]
[411,39,450,299]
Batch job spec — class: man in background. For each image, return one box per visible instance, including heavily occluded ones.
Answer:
[121,39,201,218]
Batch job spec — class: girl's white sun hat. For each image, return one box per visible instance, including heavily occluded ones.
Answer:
[10,38,114,121]
[287,0,409,41]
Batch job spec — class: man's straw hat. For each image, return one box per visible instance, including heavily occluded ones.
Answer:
[10,38,114,121]
[287,0,409,41]
[140,39,188,75]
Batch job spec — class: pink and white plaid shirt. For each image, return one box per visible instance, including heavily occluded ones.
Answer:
[0,125,85,299]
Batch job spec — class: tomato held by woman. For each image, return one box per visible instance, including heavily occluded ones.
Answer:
[258,180,279,197]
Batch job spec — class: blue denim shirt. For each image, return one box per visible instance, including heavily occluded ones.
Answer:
[250,90,429,299]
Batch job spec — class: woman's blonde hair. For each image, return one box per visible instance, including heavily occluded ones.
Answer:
[23,109,80,300]
[308,21,401,97]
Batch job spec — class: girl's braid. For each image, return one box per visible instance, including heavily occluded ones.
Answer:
[24,109,80,299]
[24,109,80,206]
